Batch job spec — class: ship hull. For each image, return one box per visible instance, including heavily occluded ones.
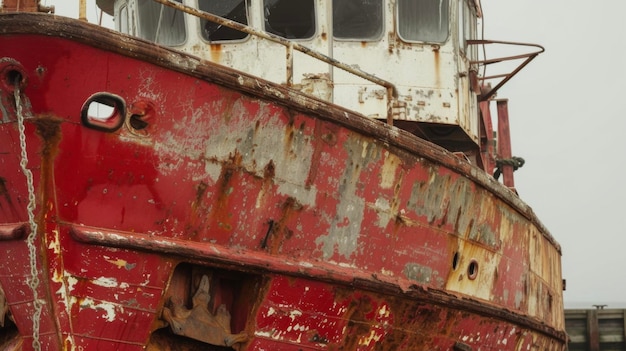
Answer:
[0,14,566,351]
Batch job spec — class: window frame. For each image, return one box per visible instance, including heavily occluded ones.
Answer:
[262,0,318,41]
[332,0,385,42]
[136,0,187,47]
[198,0,251,43]
[458,0,478,60]
[396,0,451,44]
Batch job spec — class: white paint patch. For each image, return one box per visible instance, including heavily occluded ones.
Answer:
[276,182,317,207]
[47,229,61,254]
[288,309,302,322]
[92,277,119,288]
[254,331,272,338]
[80,297,119,322]
[380,151,401,189]
[374,197,392,227]
[53,271,78,321]
[380,268,394,277]
[66,276,78,292]
[378,304,389,317]
[266,307,276,317]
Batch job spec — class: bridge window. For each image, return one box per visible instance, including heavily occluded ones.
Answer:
[333,0,383,40]
[137,0,186,46]
[397,0,449,43]
[458,0,477,59]
[200,0,249,41]
[119,4,129,34]
[263,0,315,39]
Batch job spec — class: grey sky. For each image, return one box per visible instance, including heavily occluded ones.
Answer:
[45,0,625,309]
[481,0,626,308]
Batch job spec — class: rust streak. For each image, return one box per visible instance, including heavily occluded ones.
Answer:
[209,153,242,232]
[262,197,300,254]
[305,119,324,188]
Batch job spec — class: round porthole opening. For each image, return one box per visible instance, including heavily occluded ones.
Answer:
[467,260,479,280]
[452,252,460,270]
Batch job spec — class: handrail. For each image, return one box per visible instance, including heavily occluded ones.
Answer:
[467,39,544,102]
[150,0,399,122]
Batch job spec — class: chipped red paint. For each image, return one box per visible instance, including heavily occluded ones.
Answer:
[0,14,566,351]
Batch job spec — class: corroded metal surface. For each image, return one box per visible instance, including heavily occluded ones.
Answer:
[162,275,248,347]
[0,14,566,351]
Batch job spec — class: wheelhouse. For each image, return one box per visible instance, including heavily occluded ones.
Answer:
[98,0,486,158]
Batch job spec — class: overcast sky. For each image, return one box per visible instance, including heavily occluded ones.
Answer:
[44,0,625,309]
[481,0,626,308]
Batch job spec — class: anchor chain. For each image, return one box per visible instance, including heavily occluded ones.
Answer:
[14,77,42,351]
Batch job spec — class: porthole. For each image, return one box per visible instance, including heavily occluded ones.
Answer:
[467,259,479,280]
[81,93,126,132]
[452,252,459,270]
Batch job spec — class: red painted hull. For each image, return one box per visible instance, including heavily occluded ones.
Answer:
[0,14,566,350]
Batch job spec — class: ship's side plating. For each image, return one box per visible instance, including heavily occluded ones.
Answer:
[0,1,565,350]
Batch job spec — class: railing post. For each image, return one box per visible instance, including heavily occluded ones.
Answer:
[496,99,515,188]
[286,43,293,87]
[386,87,394,126]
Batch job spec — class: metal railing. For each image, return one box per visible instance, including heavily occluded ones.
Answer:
[151,0,399,124]
[467,39,545,102]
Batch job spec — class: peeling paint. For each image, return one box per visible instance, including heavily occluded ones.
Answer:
[0,14,565,350]
[79,297,119,322]
[47,228,61,254]
[92,277,119,288]
[104,257,137,270]
[379,151,401,189]
[315,138,379,259]
[403,263,433,284]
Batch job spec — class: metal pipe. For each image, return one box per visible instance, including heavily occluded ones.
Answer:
[467,39,544,101]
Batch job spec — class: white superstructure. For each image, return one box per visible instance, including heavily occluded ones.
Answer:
[99,0,484,155]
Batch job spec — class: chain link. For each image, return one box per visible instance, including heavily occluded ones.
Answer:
[14,78,42,351]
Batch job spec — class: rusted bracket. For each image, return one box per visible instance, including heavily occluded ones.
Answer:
[467,39,544,102]
[162,275,248,348]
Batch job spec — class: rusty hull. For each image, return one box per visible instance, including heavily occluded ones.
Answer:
[0,14,566,351]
